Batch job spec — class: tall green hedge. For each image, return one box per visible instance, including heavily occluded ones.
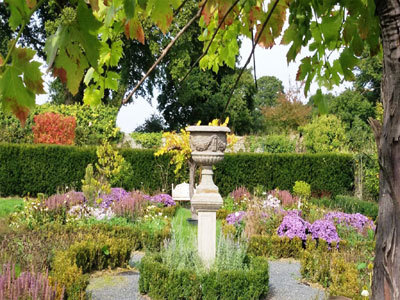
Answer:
[215,153,354,196]
[0,144,354,197]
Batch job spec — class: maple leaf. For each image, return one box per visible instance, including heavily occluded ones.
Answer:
[12,47,45,94]
[202,0,217,25]
[53,44,89,95]
[0,66,35,126]
[218,0,235,29]
[249,5,262,27]
[256,1,288,49]
[5,0,30,30]
[124,18,145,44]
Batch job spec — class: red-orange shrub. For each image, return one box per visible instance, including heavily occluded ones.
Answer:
[33,112,76,145]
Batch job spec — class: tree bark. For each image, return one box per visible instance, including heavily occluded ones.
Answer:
[372,1,400,299]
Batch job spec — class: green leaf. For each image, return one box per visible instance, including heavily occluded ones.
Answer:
[357,262,367,270]
[296,57,312,81]
[83,85,102,105]
[101,245,110,256]
[148,0,172,34]
[351,34,364,57]
[12,47,44,94]
[0,66,35,125]
[76,0,102,67]
[105,71,120,90]
[339,48,358,80]
[44,26,68,68]
[84,67,95,85]
[320,12,342,46]
[124,0,136,19]
[313,89,329,115]
[5,0,30,31]
[110,40,123,67]
[53,45,89,95]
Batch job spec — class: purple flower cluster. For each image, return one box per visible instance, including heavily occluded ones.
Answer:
[45,191,85,211]
[226,211,246,225]
[148,193,176,207]
[99,188,129,208]
[0,263,63,300]
[277,214,310,240]
[309,219,340,244]
[324,212,375,233]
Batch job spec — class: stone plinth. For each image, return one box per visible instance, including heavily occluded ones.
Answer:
[186,125,230,266]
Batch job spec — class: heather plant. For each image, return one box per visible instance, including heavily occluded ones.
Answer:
[230,186,251,210]
[112,191,148,221]
[0,263,63,300]
[268,189,299,207]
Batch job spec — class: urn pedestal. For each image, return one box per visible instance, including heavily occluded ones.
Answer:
[186,125,230,266]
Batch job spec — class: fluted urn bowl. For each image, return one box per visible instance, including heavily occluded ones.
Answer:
[186,126,230,166]
[186,126,230,212]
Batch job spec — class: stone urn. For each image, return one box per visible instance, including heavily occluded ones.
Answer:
[186,125,230,265]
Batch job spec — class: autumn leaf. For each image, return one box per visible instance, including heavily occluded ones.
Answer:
[201,0,217,25]
[124,18,145,44]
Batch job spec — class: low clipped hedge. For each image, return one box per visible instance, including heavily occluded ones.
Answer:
[139,254,269,300]
[0,143,354,197]
[247,235,374,259]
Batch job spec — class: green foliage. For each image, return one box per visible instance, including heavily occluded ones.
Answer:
[310,195,378,220]
[139,253,269,300]
[244,135,296,153]
[130,132,163,149]
[329,89,375,129]
[215,152,354,196]
[293,181,311,199]
[0,104,121,145]
[301,115,348,153]
[81,164,104,206]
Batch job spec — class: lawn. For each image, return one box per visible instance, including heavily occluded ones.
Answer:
[0,198,23,218]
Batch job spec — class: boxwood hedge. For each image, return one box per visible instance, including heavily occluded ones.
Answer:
[0,143,354,197]
[139,253,269,300]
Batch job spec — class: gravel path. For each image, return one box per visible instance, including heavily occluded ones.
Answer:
[266,260,326,300]
[87,260,326,300]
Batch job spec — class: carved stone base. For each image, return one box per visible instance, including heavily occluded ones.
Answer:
[191,166,223,213]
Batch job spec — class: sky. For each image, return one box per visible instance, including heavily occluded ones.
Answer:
[37,36,350,133]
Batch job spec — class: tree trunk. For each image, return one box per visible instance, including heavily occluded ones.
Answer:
[372,1,400,298]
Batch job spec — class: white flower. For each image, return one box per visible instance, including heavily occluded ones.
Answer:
[361,290,369,297]
[235,212,240,217]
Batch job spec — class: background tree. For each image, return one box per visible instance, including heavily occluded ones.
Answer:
[134,114,165,133]
[254,75,284,107]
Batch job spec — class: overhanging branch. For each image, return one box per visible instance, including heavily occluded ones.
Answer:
[121,1,207,105]
[222,0,280,116]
